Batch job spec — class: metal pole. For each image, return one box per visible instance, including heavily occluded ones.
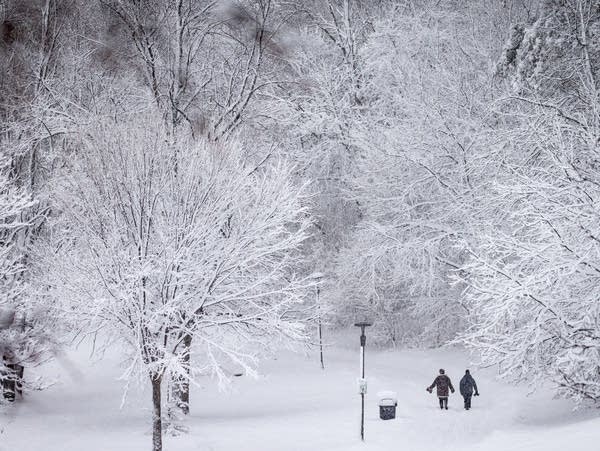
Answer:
[354,321,371,443]
[360,392,365,441]
[360,332,366,378]
[360,327,366,441]
[317,286,324,370]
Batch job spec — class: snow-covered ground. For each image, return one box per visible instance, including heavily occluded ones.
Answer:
[1,336,598,451]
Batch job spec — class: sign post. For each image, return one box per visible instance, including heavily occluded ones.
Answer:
[354,321,372,441]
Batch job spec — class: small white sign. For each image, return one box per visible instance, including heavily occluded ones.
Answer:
[358,378,367,394]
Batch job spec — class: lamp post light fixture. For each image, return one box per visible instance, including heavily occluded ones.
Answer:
[354,321,372,441]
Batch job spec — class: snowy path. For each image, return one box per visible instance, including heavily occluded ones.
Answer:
[1,341,598,451]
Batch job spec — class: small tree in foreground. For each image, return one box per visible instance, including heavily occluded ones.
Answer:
[49,110,312,451]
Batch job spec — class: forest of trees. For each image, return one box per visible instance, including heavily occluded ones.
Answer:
[0,0,599,449]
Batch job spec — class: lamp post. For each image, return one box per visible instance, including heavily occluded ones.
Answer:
[317,284,325,370]
[312,272,325,370]
[310,272,326,370]
[354,321,372,441]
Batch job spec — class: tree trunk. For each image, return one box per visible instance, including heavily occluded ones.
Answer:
[172,333,192,415]
[1,375,15,402]
[14,364,23,397]
[151,374,163,451]
[1,363,24,401]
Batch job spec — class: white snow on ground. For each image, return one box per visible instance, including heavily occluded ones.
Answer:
[1,337,598,451]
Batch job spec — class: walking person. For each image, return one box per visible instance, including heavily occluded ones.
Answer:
[459,369,479,410]
[426,369,454,410]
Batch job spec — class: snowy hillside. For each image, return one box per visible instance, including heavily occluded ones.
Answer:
[2,339,598,451]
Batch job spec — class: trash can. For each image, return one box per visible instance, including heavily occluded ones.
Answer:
[378,391,398,420]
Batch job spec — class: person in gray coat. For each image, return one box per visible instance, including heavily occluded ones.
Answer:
[459,369,479,410]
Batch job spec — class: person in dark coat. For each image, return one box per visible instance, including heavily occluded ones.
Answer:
[459,369,479,410]
[426,369,455,410]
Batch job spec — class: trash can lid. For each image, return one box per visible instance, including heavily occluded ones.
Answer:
[380,399,397,406]
[377,390,398,404]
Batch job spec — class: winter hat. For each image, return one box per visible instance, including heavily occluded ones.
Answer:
[465,369,470,374]
[439,369,445,374]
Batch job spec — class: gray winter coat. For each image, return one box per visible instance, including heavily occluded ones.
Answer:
[459,374,478,396]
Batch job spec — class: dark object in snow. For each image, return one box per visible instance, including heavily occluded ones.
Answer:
[379,404,396,420]
[1,309,24,402]
[378,392,397,420]
[1,362,24,402]
[427,369,455,398]
[460,370,479,410]
[427,369,455,410]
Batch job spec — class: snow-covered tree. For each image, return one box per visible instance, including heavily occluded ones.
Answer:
[461,0,600,404]
[259,0,379,339]
[99,0,293,141]
[0,158,53,401]
[89,2,308,416]
[282,1,510,345]
[497,0,600,100]
[0,0,76,401]
[47,107,312,450]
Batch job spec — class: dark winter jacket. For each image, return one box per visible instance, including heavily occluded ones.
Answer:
[428,375,454,398]
[459,374,478,396]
